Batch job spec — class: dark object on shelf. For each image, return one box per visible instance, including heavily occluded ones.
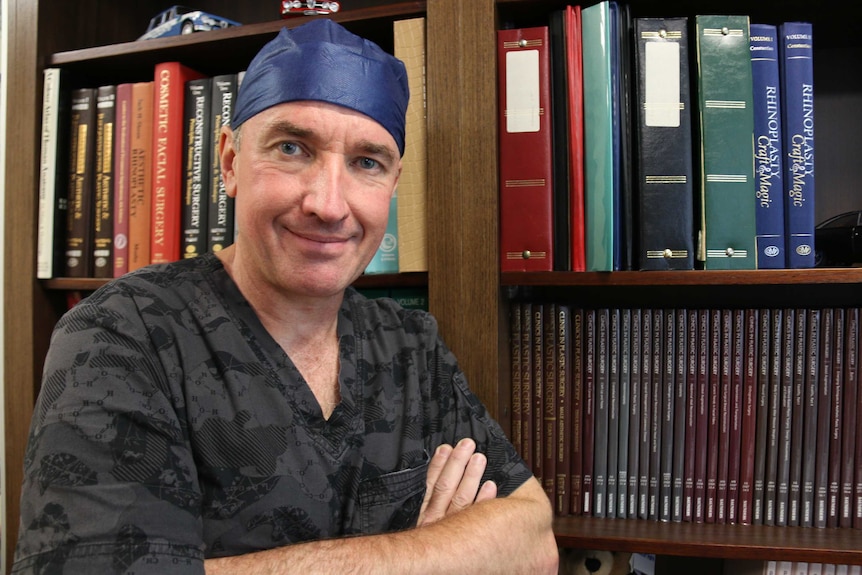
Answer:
[281,0,341,17]
[138,5,241,40]
[814,210,862,267]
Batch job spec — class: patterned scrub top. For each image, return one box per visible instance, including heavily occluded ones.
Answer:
[12,253,531,574]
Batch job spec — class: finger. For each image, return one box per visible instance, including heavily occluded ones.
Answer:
[418,444,453,521]
[447,451,489,513]
[475,479,498,503]
[421,438,477,523]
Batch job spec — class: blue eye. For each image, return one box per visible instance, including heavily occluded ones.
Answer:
[280,141,301,155]
[358,157,379,170]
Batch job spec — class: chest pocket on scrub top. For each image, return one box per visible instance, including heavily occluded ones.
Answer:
[357,450,429,533]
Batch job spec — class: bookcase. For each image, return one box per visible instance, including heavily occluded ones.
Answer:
[2,0,860,572]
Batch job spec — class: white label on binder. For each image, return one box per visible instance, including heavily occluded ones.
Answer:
[505,50,540,133]
[645,41,681,127]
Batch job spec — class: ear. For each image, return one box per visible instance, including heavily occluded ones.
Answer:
[219,125,239,199]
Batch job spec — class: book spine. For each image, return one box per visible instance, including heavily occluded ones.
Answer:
[749,23,786,268]
[815,308,834,527]
[549,10,571,271]
[634,17,695,270]
[582,1,614,271]
[129,81,154,271]
[112,83,133,277]
[672,309,688,522]
[593,308,610,517]
[571,308,585,515]
[827,308,845,527]
[753,308,772,524]
[627,308,642,517]
[583,309,596,515]
[151,61,205,264]
[607,308,621,517]
[556,304,573,516]
[660,308,676,521]
[64,88,97,278]
[648,308,663,520]
[564,5,586,272]
[542,303,558,503]
[738,309,760,524]
[393,17,428,273]
[497,27,554,272]
[840,307,858,527]
[764,308,784,525]
[533,305,544,485]
[208,74,238,253]
[789,308,808,525]
[683,308,699,522]
[364,194,399,274]
[705,308,722,522]
[776,308,796,525]
[779,22,815,269]
[510,302,523,462]
[182,77,212,259]
[727,309,745,524]
[520,303,534,473]
[617,308,631,517]
[802,308,820,527]
[37,68,69,280]
[716,308,733,523]
[92,85,117,278]
[693,308,710,522]
[638,306,652,519]
[694,16,757,270]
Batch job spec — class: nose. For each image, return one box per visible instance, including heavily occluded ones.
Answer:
[301,153,350,223]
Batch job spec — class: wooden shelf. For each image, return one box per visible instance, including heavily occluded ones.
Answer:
[553,517,862,565]
[502,268,862,287]
[43,271,428,292]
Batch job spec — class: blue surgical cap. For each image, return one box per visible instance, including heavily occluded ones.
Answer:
[233,19,409,156]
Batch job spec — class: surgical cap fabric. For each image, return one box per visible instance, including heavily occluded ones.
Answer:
[232,19,410,155]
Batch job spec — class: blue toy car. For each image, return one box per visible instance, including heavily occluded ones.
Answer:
[138,5,241,40]
[281,0,341,17]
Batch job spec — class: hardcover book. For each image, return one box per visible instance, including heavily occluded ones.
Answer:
[571,307,585,515]
[181,77,212,259]
[208,74,237,253]
[840,307,857,527]
[749,24,787,268]
[393,16,428,273]
[583,308,596,515]
[556,304,573,515]
[150,61,205,264]
[64,87,97,278]
[582,1,615,271]
[633,17,695,270]
[37,68,70,279]
[738,309,760,524]
[112,83,133,277]
[510,303,523,466]
[92,85,117,279]
[565,5,586,271]
[607,308,621,518]
[693,308,710,522]
[827,308,845,528]
[498,27,554,272]
[627,308,642,517]
[659,309,677,521]
[549,10,571,271]
[543,303,559,503]
[788,308,808,525]
[617,308,632,517]
[801,308,820,527]
[129,81,154,271]
[694,15,757,270]
[779,22,816,269]
[364,194,399,274]
[593,308,610,517]
[814,308,834,528]
[637,306,652,519]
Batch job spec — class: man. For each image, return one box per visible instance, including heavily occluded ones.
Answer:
[13,20,558,574]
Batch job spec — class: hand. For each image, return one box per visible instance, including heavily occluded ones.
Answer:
[417,438,498,526]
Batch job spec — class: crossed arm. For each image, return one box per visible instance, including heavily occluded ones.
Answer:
[205,438,559,574]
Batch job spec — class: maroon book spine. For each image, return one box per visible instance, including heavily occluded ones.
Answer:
[520,303,534,472]
[693,309,710,523]
[801,309,820,527]
[705,308,722,523]
[738,309,759,524]
[840,307,858,527]
[827,307,845,528]
[764,308,783,525]
[726,309,745,524]
[775,308,796,526]
[788,308,808,526]
[542,303,558,504]
[510,303,523,463]
[683,308,699,522]
[556,304,573,516]
[716,309,733,523]
[814,308,834,528]
[672,309,688,522]
[648,308,664,520]
[582,309,596,515]
[532,305,545,486]
[570,308,585,515]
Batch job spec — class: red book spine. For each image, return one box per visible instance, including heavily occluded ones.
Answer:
[497,27,554,272]
[564,6,585,271]
[151,61,205,264]
[112,83,133,277]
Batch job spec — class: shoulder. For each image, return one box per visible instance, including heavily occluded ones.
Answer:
[343,287,438,339]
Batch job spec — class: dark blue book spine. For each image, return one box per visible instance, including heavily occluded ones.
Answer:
[779,22,815,268]
[750,24,786,269]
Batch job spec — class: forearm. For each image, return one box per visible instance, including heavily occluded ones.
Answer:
[205,478,557,575]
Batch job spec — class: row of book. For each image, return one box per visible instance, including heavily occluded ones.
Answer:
[498,3,815,272]
[36,16,429,280]
[509,302,862,528]
[728,561,862,575]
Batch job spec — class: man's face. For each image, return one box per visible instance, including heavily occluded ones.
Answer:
[221,100,401,298]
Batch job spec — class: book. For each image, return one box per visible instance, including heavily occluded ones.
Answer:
[815,308,834,528]
[738,309,760,524]
[510,303,523,470]
[36,67,70,279]
[150,61,205,264]
[571,307,585,515]
[753,308,772,524]
[532,304,545,486]
[775,308,795,525]
[207,74,237,253]
[549,9,571,271]
[365,194,399,273]
[583,308,596,515]
[764,308,783,525]
[648,308,663,520]
[128,81,154,271]
[802,308,821,527]
[92,85,117,279]
[727,309,745,523]
[749,24,787,269]
[593,308,610,517]
[716,308,733,523]
[393,16,428,273]
[683,308,699,521]
[556,304,573,515]
[181,77,212,259]
[498,26,554,272]
[64,87,97,277]
[606,308,621,517]
[112,83,133,277]
[617,308,632,517]
[564,5,586,272]
[779,22,816,269]
[633,17,695,271]
[520,303,534,471]
[705,308,722,522]
[694,16,757,270]
[788,308,808,525]
[841,307,858,527]
[638,307,653,519]
[582,1,615,271]
[694,308,710,522]
[611,2,634,271]
[542,303,558,503]
[827,308,845,528]
[627,308,642,517]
